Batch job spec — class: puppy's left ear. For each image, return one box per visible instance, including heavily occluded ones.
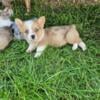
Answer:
[37,16,45,28]
[15,18,25,32]
[15,18,24,27]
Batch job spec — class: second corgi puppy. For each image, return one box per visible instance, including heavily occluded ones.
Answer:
[15,16,86,58]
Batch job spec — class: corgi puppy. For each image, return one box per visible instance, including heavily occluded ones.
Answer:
[15,16,87,58]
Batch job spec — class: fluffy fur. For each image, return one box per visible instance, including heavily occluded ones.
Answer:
[15,16,87,58]
[0,27,13,50]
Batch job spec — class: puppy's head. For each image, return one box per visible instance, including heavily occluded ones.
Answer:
[15,16,45,43]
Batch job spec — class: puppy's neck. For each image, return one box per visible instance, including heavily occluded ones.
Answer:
[37,28,49,46]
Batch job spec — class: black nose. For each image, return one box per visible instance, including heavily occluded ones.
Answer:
[31,35,35,39]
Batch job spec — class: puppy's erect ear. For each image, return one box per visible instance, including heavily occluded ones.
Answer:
[15,18,25,32]
[15,18,23,28]
[37,16,45,28]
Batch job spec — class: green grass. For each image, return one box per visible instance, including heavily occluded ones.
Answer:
[0,0,100,100]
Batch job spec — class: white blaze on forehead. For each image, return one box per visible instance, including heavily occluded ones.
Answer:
[24,20,33,33]
[24,19,37,41]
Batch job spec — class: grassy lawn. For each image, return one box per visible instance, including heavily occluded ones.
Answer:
[0,0,100,100]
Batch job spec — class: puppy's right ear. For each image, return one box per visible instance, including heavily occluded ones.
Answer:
[15,18,25,32]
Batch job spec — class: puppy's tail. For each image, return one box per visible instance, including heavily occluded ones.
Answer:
[78,39,87,51]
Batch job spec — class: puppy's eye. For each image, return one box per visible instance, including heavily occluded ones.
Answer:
[11,29,14,33]
[25,29,29,33]
[34,28,39,32]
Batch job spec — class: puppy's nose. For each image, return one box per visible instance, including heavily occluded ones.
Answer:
[31,35,35,39]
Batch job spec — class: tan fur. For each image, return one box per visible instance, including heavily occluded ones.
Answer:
[31,18,82,47]
[15,18,27,33]
[0,27,13,50]
[38,25,81,47]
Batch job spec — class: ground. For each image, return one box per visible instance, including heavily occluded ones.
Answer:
[0,0,100,100]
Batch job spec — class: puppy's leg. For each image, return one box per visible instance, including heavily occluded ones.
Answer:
[26,44,35,53]
[34,45,46,58]
[79,41,87,51]
[72,41,86,51]
[24,0,31,13]
[72,43,78,51]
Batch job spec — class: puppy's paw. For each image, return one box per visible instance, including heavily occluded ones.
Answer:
[34,53,41,58]
[26,49,32,53]
[72,44,78,51]
[79,42,87,51]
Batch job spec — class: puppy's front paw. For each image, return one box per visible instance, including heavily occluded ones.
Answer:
[34,53,41,58]
[72,44,78,51]
[26,49,32,53]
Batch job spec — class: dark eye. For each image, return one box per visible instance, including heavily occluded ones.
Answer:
[11,29,14,33]
[25,29,29,33]
[34,28,39,32]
